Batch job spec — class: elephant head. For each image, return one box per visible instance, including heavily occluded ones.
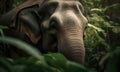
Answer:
[0,0,88,64]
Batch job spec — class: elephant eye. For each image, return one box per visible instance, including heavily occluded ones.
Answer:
[49,20,58,34]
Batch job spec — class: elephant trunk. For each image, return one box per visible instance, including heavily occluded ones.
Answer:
[58,27,85,64]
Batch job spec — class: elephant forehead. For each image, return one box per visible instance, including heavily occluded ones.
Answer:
[40,0,87,28]
[42,0,83,10]
[62,10,81,24]
[44,0,80,3]
[41,0,85,17]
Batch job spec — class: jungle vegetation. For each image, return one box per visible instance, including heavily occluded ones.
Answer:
[0,0,120,72]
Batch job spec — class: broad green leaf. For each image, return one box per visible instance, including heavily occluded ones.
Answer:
[0,25,8,29]
[67,61,88,72]
[0,57,13,72]
[12,65,25,72]
[44,53,67,70]
[0,36,46,65]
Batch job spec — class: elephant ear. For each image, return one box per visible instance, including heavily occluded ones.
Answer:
[14,5,41,44]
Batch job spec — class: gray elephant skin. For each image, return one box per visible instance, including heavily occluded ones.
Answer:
[0,0,88,64]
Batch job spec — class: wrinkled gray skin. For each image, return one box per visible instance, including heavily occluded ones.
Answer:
[0,0,87,64]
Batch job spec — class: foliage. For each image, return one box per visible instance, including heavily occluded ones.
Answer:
[0,36,88,72]
[83,0,120,72]
[0,0,120,72]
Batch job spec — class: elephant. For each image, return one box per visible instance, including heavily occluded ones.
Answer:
[0,0,88,64]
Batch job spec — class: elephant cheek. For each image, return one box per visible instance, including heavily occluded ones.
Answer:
[58,32,85,64]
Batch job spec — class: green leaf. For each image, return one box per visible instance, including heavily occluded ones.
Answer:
[0,25,8,29]
[12,65,25,72]
[0,36,46,65]
[99,53,110,69]
[91,8,103,14]
[67,61,88,72]
[0,29,4,37]
[44,53,67,70]
[0,57,13,72]
[44,53,88,72]
[88,23,104,32]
